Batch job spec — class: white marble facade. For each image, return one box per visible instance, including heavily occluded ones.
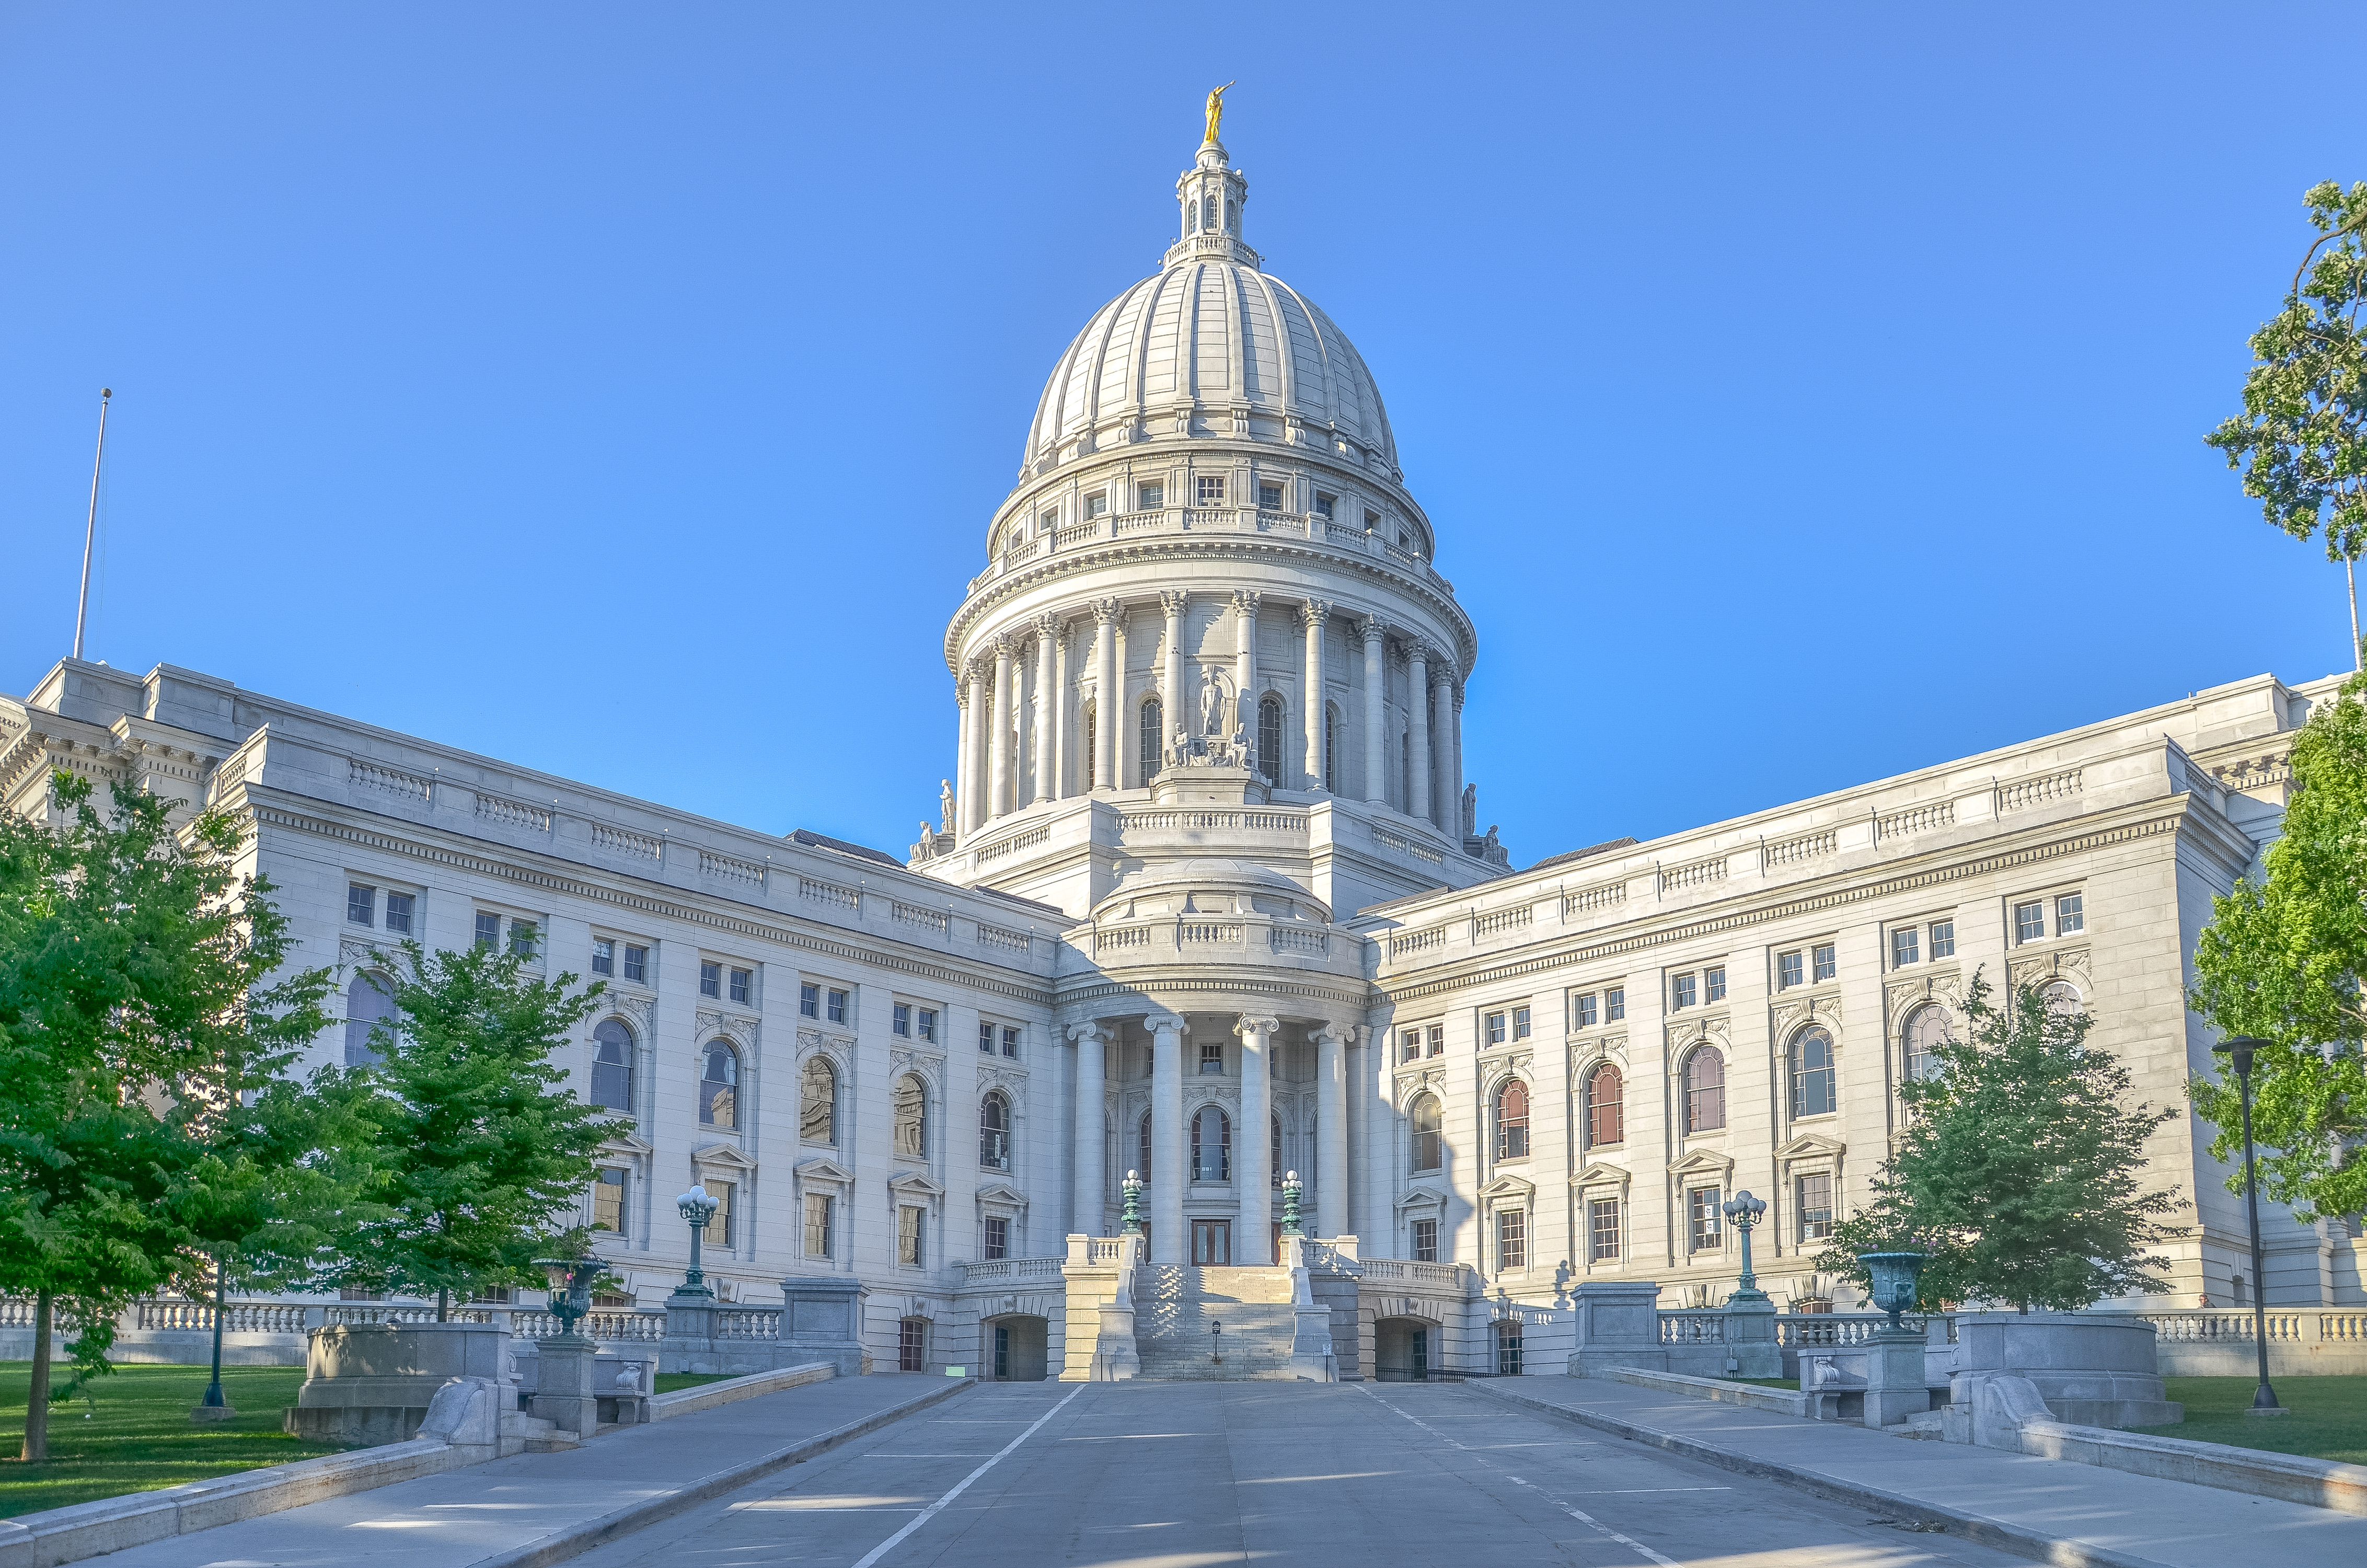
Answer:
[3,130,2358,1379]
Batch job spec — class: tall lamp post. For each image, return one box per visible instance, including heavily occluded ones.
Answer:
[1721,1191,1769,1302]
[189,1253,235,1424]
[2212,1037,2287,1416]
[675,1185,720,1298]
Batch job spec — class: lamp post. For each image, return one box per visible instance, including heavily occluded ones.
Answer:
[2212,1036,2286,1415]
[1721,1190,1769,1302]
[675,1185,720,1298]
[1120,1170,1144,1238]
[1280,1170,1304,1238]
[189,1252,235,1424]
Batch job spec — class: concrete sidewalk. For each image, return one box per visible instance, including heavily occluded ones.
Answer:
[1469,1375,2367,1568]
[76,1373,969,1568]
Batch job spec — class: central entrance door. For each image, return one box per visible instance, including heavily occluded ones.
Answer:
[1191,1219,1232,1265]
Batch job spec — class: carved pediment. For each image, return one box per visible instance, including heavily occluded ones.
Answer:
[1394,1183,1449,1213]
[1477,1174,1534,1204]
[692,1142,759,1173]
[1573,1161,1630,1190]
[1668,1148,1734,1178]
[599,1132,654,1160]
[794,1156,855,1185]
[974,1182,1029,1210]
[887,1171,946,1199]
[1773,1132,1846,1162]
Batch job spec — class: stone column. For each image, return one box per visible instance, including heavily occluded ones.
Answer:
[1360,618,1387,806]
[1316,1024,1347,1239]
[1299,599,1330,791]
[1450,686,1467,836]
[953,677,975,839]
[989,634,1015,821]
[1148,1011,1187,1264]
[964,663,990,835]
[1232,590,1260,755]
[1361,1026,1392,1254]
[1033,616,1058,804]
[1159,591,1187,766]
[1236,1015,1276,1262]
[1433,666,1458,834]
[1405,643,1431,825]
[1069,1021,1107,1238]
[1093,599,1120,791]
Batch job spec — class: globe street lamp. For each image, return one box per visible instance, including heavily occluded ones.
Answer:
[1119,1170,1145,1238]
[1280,1170,1305,1239]
[2212,1036,2286,1415]
[1721,1190,1769,1302]
[675,1185,720,1298]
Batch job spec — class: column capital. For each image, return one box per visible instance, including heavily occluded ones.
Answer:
[1091,596,1124,625]
[1309,1021,1346,1045]
[1230,589,1262,617]
[1034,612,1063,642]
[993,630,1017,659]
[1358,615,1386,646]
[954,681,970,709]
[1298,597,1332,630]
[1232,1013,1282,1040]
[1404,639,1430,667]
[1432,662,1457,691]
[1067,1020,1111,1044]
[1159,589,1190,619]
[1145,1010,1188,1036]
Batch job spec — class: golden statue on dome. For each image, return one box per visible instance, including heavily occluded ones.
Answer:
[1204,81,1234,144]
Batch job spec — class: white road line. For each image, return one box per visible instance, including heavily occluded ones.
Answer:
[1355,1384,1686,1568]
[849,1387,1083,1568]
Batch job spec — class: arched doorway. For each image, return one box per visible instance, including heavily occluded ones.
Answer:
[983,1313,1049,1381]
[1373,1316,1437,1382]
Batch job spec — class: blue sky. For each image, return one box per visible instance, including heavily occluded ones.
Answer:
[6,4,2363,870]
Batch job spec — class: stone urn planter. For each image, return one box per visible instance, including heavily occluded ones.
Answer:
[284,1322,510,1446]
[1950,1311,2180,1428]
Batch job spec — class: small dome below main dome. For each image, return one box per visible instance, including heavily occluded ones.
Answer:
[1018,140,1396,481]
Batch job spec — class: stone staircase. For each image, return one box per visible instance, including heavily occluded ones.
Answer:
[1133,1265,1301,1380]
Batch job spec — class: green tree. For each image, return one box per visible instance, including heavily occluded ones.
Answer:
[2207,180,2367,661]
[0,772,332,1462]
[2188,671,2367,1222]
[1818,974,2183,1312]
[319,939,620,1317]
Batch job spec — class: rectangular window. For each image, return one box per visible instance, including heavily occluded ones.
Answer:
[1084,490,1108,518]
[980,1020,997,1053]
[898,1205,923,1266]
[347,883,375,926]
[917,1008,938,1043]
[1038,508,1058,533]
[893,1004,911,1037]
[1257,482,1283,509]
[1200,1041,1224,1075]
[1001,1026,1020,1058]
[1426,1023,1445,1057]
[1892,926,1920,967]
[1588,1197,1620,1262]
[1196,474,1226,505]
[700,961,722,998]
[1137,481,1164,510]
[1606,986,1625,1022]
[803,1193,833,1258]
[827,988,848,1024]
[1811,942,1835,982]
[1496,1209,1527,1272]
[2056,892,2084,934]
[1688,1186,1724,1252]
[1929,919,1955,959]
[1484,1011,1506,1046]
[1777,950,1804,989]
[1496,1320,1523,1376]
[729,967,752,1005]
[1512,1006,1531,1041]
[508,919,537,958]
[1796,1172,1834,1241]
[593,1168,628,1236]
[592,938,615,976]
[384,891,414,935]
[475,911,501,950]
[1365,508,1383,531]
[984,1215,1009,1261]
[1572,991,1598,1029]
[802,983,821,1018]
[1401,1029,1421,1065]
[1670,972,1697,1010]
[1313,492,1336,519]
[1412,1217,1438,1263]
[898,1316,925,1372]
[2014,900,2045,943]
[1705,965,1726,1004]
[710,1180,736,1249]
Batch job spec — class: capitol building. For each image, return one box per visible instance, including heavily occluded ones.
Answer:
[5,125,2360,1381]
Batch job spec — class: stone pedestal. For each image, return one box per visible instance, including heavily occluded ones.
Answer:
[1863,1326,1931,1428]
[284,1322,511,1447]
[1089,1244,1142,1381]
[188,1401,237,1423]
[779,1275,869,1378]
[1722,1293,1781,1380]
[535,1334,598,1438]
[1952,1311,2180,1428]
[1283,1240,1337,1382]
[1566,1282,1667,1377]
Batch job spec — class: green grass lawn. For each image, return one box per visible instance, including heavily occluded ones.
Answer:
[1731,1377,1801,1389]
[2129,1375,2367,1466]
[652,1372,738,1394]
[0,1362,345,1519]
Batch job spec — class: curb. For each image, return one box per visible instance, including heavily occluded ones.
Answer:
[1461,1379,2180,1568]
[470,1376,977,1568]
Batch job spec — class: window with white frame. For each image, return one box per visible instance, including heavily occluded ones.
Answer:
[591,1020,634,1113]
[348,883,375,926]
[700,962,722,998]
[1412,1217,1438,1263]
[1670,972,1698,1010]
[1496,1208,1526,1271]
[1570,990,1600,1029]
[1588,1196,1620,1262]
[801,982,820,1018]
[803,1193,833,1257]
[1796,1172,1834,1241]
[729,967,752,1005]
[1607,985,1625,1021]
[985,1214,1009,1260]
[1137,481,1164,510]
[385,891,414,935]
[1687,1185,1724,1251]
[593,1167,629,1236]
[1257,481,1283,510]
[592,938,615,976]
[897,1205,923,1266]
[1084,489,1109,518]
[1196,474,1226,505]
[1812,942,1835,982]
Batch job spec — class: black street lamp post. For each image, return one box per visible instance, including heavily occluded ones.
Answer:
[2212,1036,2287,1416]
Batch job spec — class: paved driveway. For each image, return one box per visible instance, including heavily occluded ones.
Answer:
[569,1379,2036,1568]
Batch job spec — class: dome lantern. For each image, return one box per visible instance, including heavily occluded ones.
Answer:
[1168,140,1257,271]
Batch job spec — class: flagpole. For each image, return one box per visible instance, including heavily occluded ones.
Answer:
[73,388,112,661]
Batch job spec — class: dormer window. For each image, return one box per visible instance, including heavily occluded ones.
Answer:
[1258,482,1283,510]
[1313,492,1336,520]
[1084,490,1109,518]
[1196,475,1226,505]
[1138,482,1164,510]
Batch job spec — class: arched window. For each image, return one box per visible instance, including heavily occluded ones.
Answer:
[799,1055,837,1144]
[1138,1110,1152,1185]
[1082,699,1096,788]
[1495,1079,1531,1159]
[1789,1027,1836,1119]
[1139,698,1163,782]
[1201,195,1217,233]
[979,1091,1011,1171]
[1192,1105,1231,1181]
[1409,1093,1442,1173]
[1323,702,1340,792]
[1258,695,1284,785]
[1225,198,1237,233]
[699,1040,740,1129]
[1682,1046,1726,1133]
[1271,1113,1283,1186]
[1585,1063,1624,1147]
[343,972,395,1067]
[590,1019,634,1112]
[1902,1005,1950,1084]
[892,1073,928,1157]
[2041,980,2083,1018]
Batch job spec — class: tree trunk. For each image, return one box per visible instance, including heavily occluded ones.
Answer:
[21,1289,53,1463]
[436,1287,448,1324]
